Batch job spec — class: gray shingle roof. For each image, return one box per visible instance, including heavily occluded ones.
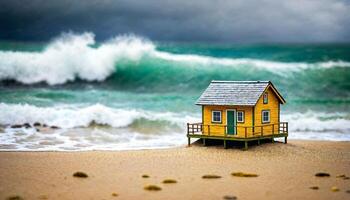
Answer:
[196,81,270,106]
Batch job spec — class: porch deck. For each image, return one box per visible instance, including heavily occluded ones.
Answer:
[187,122,288,150]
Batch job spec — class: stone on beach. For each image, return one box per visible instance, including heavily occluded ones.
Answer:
[162,179,177,184]
[223,195,237,200]
[111,192,118,197]
[142,174,150,178]
[144,185,162,191]
[73,171,88,178]
[6,195,23,200]
[23,123,31,128]
[231,172,258,177]
[331,186,340,192]
[202,174,221,179]
[315,172,330,177]
[10,124,22,128]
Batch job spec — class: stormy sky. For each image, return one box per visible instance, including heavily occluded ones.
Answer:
[0,0,349,43]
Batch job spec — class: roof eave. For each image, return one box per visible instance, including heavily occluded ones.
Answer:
[253,81,286,105]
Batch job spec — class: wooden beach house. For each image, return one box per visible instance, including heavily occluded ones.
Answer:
[187,81,288,150]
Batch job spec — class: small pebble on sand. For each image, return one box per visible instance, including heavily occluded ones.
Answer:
[309,186,319,190]
[162,179,177,184]
[223,195,237,200]
[6,195,23,200]
[73,171,88,178]
[202,174,221,179]
[142,174,150,178]
[231,172,258,177]
[315,172,330,177]
[144,185,162,191]
[111,192,118,197]
[331,186,340,192]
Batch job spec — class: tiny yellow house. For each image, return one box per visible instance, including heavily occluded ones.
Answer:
[187,80,288,149]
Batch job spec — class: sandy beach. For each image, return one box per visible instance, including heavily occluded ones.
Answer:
[0,140,349,200]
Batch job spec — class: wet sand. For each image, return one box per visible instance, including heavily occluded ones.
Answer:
[0,140,349,200]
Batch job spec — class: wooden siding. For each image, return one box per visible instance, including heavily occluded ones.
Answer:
[254,86,280,134]
[201,86,280,137]
[202,105,253,137]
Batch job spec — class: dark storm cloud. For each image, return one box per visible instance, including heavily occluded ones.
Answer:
[0,0,349,43]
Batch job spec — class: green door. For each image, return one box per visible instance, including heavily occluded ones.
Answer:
[227,110,236,135]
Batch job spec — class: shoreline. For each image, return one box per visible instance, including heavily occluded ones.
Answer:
[0,139,349,152]
[0,140,349,200]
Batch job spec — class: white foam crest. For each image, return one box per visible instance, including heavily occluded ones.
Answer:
[0,32,154,85]
[0,103,349,151]
[0,103,197,128]
[281,111,350,136]
[0,32,349,85]
[154,51,350,72]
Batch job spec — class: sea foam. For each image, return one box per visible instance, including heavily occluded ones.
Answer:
[0,32,350,85]
[0,103,349,151]
[0,103,349,137]
[0,103,197,128]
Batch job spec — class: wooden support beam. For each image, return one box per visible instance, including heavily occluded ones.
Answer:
[224,140,227,149]
[257,139,260,145]
[203,138,206,146]
[188,137,190,147]
[284,136,287,144]
[244,141,248,150]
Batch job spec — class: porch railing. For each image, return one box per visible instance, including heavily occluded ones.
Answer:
[187,122,288,138]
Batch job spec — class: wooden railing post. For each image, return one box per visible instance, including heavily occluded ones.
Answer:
[272,124,274,135]
[187,123,189,135]
[224,125,227,137]
[261,126,263,136]
[245,127,247,138]
[208,125,210,136]
[279,122,281,134]
[286,122,288,134]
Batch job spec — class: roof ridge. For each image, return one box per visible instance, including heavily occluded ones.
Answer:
[211,80,270,84]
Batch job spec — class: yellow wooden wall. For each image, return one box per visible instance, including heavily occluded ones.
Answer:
[202,105,253,137]
[254,86,280,135]
[201,85,281,137]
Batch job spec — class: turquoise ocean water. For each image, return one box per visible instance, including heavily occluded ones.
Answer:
[0,32,349,150]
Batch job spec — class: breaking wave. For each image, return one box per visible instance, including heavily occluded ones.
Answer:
[0,103,198,129]
[0,103,349,151]
[0,103,349,139]
[0,32,350,85]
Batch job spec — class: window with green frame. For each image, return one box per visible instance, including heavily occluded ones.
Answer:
[262,110,270,123]
[212,110,222,123]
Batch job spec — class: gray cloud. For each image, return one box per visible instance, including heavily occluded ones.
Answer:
[0,0,349,43]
